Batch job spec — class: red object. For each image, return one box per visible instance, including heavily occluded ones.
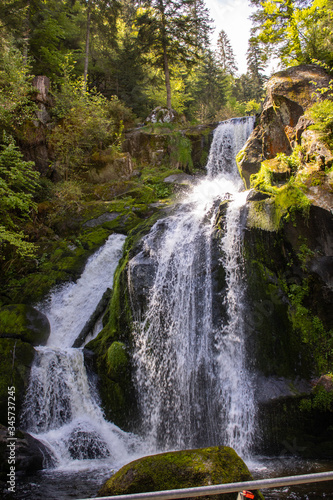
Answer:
[242,492,255,499]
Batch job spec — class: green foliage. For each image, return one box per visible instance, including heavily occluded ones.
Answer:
[50,61,133,180]
[307,99,333,149]
[300,385,333,412]
[216,30,238,75]
[0,135,39,259]
[135,0,212,109]
[169,133,193,171]
[250,0,333,69]
[185,49,228,122]
[0,41,36,135]
[284,279,333,373]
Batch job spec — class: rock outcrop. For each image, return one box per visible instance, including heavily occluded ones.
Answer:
[0,305,50,426]
[238,64,331,187]
[0,424,53,480]
[123,124,215,171]
[98,447,264,500]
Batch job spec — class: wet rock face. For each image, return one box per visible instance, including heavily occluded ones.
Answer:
[0,424,54,480]
[238,64,331,187]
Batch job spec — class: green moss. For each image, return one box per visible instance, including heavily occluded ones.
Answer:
[249,158,311,230]
[274,182,310,227]
[285,280,333,374]
[0,338,35,426]
[98,447,264,500]
[300,386,333,413]
[0,304,50,345]
[247,199,280,232]
[107,341,129,381]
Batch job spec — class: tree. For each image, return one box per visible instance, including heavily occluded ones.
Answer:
[136,0,212,110]
[216,29,238,76]
[246,37,267,101]
[185,49,228,122]
[81,0,120,91]
[0,135,39,259]
[249,0,333,68]
[0,40,36,137]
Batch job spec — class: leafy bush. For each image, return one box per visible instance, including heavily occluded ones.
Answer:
[307,99,333,149]
[50,58,135,180]
[0,42,36,135]
[0,135,40,258]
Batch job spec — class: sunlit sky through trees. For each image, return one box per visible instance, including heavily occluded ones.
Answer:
[205,0,254,75]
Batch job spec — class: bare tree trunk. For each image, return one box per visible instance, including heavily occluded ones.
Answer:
[23,0,31,65]
[163,47,172,110]
[83,0,92,92]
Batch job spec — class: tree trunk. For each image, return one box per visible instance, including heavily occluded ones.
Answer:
[23,0,31,65]
[163,46,172,110]
[83,1,92,92]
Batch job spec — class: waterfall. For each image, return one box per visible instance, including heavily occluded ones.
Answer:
[130,116,255,457]
[22,233,142,470]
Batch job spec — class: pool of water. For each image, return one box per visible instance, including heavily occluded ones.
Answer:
[3,456,333,499]
[250,457,333,499]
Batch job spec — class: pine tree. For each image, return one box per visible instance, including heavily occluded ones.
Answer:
[136,0,212,110]
[246,38,267,101]
[216,29,238,76]
[81,0,120,91]
[186,49,228,121]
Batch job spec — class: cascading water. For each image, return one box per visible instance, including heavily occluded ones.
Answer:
[130,116,256,457]
[21,233,142,471]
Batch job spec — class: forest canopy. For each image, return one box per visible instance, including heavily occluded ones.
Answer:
[0,0,332,268]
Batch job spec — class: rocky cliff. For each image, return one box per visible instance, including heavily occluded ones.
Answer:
[235,64,333,457]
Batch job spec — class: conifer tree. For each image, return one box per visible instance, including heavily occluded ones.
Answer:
[216,29,238,76]
[136,0,212,110]
[246,37,266,101]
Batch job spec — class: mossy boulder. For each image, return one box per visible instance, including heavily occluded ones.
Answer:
[0,338,35,426]
[98,447,264,500]
[106,341,129,381]
[238,64,331,187]
[0,304,50,346]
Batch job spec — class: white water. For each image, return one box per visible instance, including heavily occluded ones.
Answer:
[22,233,144,471]
[131,117,256,457]
[22,117,256,476]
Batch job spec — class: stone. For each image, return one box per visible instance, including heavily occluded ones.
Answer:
[89,152,133,183]
[145,106,180,124]
[0,339,35,426]
[238,64,331,187]
[32,76,51,104]
[0,304,50,346]
[164,173,195,185]
[98,447,264,500]
[0,424,54,479]
[315,375,333,392]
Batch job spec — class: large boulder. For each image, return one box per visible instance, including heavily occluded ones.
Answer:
[0,304,50,346]
[0,424,54,481]
[0,339,35,426]
[238,64,331,187]
[98,447,264,500]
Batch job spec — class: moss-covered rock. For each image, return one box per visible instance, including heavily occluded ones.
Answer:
[86,211,167,430]
[98,447,264,500]
[107,341,129,381]
[0,304,50,346]
[238,64,331,187]
[0,338,35,426]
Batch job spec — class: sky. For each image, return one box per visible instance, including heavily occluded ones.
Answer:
[205,0,255,75]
